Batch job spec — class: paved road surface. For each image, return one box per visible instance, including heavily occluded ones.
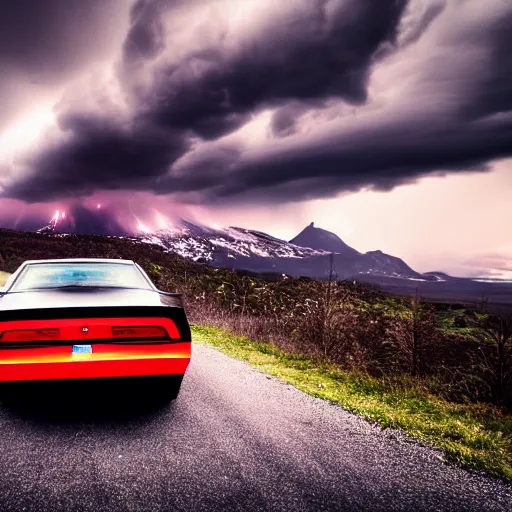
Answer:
[0,343,511,511]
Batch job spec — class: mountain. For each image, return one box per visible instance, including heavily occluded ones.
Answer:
[35,210,445,282]
[289,222,361,257]
[29,217,512,306]
[137,220,439,282]
[140,221,328,265]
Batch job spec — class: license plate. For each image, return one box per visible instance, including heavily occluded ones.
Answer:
[72,344,92,354]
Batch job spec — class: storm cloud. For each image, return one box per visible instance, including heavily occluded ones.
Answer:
[1,0,511,205]
[0,0,129,131]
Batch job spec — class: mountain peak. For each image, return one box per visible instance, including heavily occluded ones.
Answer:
[289,223,360,257]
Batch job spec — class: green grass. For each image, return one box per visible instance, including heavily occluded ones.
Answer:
[192,324,512,480]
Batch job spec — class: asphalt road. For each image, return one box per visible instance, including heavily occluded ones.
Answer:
[0,343,511,512]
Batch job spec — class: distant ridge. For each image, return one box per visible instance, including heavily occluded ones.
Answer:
[134,220,441,282]
[31,214,450,283]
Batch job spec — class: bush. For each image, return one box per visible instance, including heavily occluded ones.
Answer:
[1,228,510,407]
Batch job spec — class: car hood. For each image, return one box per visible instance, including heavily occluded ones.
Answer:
[0,288,171,311]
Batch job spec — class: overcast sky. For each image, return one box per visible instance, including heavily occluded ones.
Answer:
[0,0,511,277]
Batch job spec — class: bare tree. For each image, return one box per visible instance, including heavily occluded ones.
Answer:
[382,293,438,376]
[319,253,335,355]
[477,313,512,403]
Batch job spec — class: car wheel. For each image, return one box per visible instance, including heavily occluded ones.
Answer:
[149,375,184,403]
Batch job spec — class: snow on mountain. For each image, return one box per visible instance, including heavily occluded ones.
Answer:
[137,220,439,281]
[140,221,329,265]
[36,210,442,282]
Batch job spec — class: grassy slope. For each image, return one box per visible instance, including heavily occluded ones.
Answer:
[192,325,512,481]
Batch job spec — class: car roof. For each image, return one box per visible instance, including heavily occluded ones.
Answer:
[22,258,135,265]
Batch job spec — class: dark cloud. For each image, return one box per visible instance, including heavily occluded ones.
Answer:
[270,103,311,137]
[0,201,131,235]
[154,0,512,203]
[6,114,188,202]
[62,203,130,236]
[132,0,407,139]
[1,0,512,207]
[3,0,408,201]
[0,0,122,76]
[0,0,128,130]
[203,114,511,203]
[123,0,168,62]
[457,13,512,121]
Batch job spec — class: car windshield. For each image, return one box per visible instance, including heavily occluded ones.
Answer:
[10,262,152,291]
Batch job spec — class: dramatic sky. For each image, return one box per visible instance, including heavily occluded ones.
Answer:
[0,0,511,277]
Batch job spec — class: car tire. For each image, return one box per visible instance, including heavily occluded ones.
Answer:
[0,382,30,407]
[148,375,184,403]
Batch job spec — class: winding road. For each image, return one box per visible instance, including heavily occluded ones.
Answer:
[0,343,511,511]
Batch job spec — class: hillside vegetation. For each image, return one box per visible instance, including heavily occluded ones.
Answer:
[193,325,512,479]
[1,228,511,406]
[1,229,511,477]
